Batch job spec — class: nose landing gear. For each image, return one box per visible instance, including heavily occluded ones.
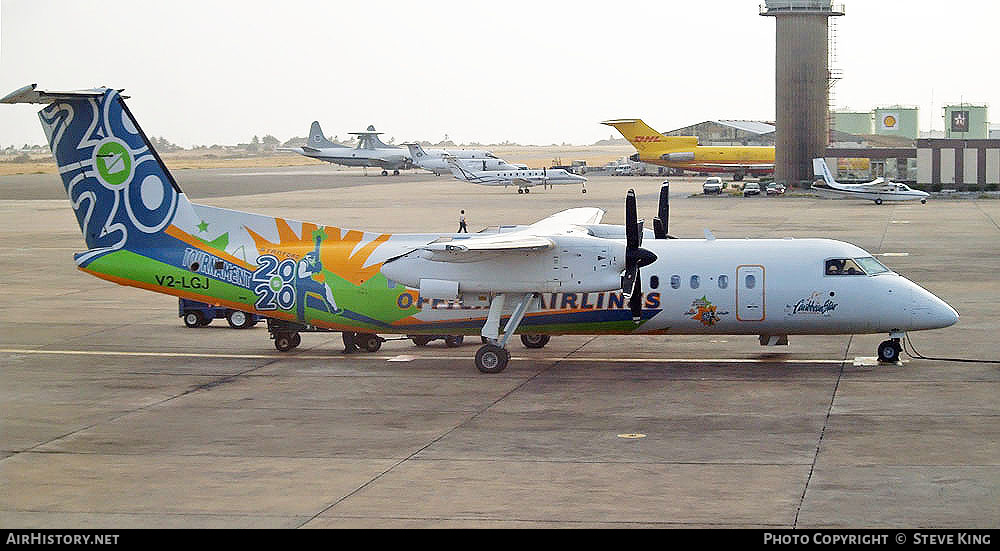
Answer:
[877,337,903,363]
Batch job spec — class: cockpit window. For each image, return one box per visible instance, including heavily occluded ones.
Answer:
[825,258,866,276]
[854,256,890,275]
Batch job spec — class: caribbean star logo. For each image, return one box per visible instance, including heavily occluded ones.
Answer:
[684,296,728,326]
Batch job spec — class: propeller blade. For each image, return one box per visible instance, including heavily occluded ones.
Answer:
[628,270,643,320]
[621,269,637,300]
[653,182,669,239]
[625,189,639,250]
[652,218,665,240]
[621,188,658,321]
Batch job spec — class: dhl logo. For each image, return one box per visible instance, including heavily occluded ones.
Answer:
[632,135,662,143]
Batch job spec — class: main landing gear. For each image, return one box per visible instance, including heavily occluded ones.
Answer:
[474,292,537,373]
[408,335,465,347]
[517,187,530,194]
[267,319,383,353]
[877,337,903,363]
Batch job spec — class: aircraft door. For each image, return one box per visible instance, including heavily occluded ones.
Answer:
[736,265,765,321]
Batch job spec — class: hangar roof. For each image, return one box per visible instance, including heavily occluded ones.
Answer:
[715,120,775,135]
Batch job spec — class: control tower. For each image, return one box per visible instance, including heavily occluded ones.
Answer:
[761,1,844,186]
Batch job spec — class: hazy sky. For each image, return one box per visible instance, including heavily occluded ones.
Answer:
[2,0,998,147]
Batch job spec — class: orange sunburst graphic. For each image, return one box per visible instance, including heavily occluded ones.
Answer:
[691,303,718,326]
[245,218,391,286]
[685,296,727,327]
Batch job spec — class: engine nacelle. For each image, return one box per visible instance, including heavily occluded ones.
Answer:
[661,152,695,162]
[381,236,625,295]
[418,278,459,300]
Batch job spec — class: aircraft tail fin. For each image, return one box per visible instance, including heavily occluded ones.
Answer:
[351,125,394,149]
[308,121,342,148]
[601,119,699,152]
[812,158,838,186]
[403,142,429,159]
[445,155,474,181]
[1,84,187,265]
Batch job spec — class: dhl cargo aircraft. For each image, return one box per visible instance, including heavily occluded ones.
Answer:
[603,119,774,180]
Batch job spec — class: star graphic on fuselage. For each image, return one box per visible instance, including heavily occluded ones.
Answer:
[197,220,209,232]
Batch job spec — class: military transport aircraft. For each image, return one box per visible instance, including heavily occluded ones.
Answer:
[2,84,958,373]
[280,121,410,175]
[812,158,930,205]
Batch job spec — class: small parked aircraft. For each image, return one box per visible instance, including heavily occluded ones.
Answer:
[402,143,517,175]
[446,157,588,194]
[812,158,929,205]
[281,121,410,175]
[2,84,957,373]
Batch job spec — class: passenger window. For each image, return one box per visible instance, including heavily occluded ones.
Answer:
[690,275,700,289]
[670,275,680,289]
[745,274,756,289]
[718,275,728,289]
[650,275,659,289]
[825,258,865,276]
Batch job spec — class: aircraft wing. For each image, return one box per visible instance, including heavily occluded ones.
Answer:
[528,207,605,227]
[826,179,891,192]
[420,207,605,256]
[423,234,554,253]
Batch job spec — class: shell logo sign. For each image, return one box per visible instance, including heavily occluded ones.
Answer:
[879,113,900,131]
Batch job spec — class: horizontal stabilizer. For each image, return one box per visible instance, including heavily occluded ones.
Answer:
[1,83,126,104]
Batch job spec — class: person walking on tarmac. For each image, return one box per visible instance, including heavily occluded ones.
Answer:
[458,210,468,233]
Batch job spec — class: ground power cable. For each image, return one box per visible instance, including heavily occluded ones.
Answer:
[902,333,1000,364]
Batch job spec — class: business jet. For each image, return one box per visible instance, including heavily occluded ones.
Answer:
[281,121,410,175]
[812,158,929,205]
[402,143,518,175]
[2,84,957,374]
[446,157,588,194]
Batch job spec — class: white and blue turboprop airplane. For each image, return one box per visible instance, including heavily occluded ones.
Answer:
[446,156,588,194]
[281,122,411,175]
[403,143,518,175]
[2,84,958,374]
[812,158,929,205]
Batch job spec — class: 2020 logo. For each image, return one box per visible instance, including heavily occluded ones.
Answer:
[251,255,296,311]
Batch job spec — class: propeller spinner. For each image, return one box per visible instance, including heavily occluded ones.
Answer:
[621,189,658,321]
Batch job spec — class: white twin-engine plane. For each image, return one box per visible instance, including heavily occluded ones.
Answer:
[812,158,930,204]
[445,156,588,194]
[382,185,957,372]
[3,84,957,376]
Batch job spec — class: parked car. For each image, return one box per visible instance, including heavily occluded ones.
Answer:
[614,164,635,176]
[742,182,761,197]
[702,177,725,194]
[179,298,263,329]
[765,182,786,196]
